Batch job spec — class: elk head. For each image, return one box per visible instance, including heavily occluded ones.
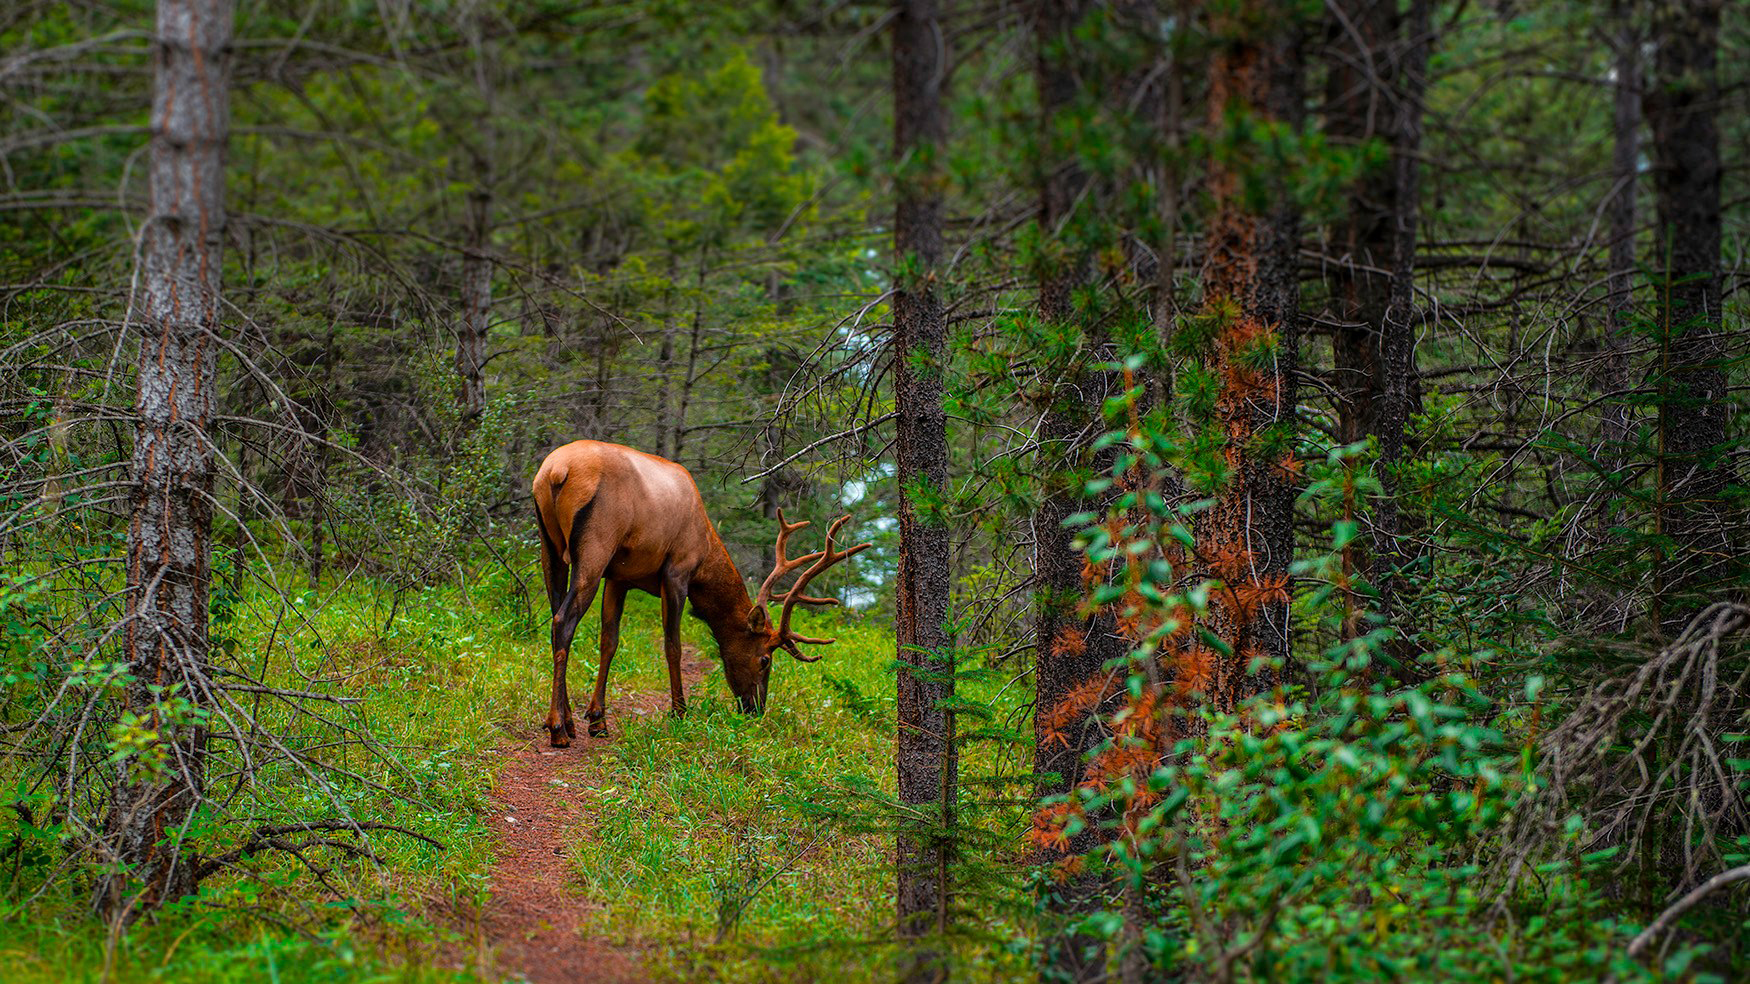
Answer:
[722,510,871,714]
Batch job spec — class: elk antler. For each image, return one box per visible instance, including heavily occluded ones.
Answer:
[754,509,872,661]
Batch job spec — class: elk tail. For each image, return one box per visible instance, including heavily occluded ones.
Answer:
[533,460,575,566]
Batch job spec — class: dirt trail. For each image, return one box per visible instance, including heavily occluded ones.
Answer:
[467,647,713,984]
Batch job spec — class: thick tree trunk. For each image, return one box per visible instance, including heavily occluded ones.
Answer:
[1195,6,1304,712]
[1649,0,1729,633]
[1325,0,1396,453]
[97,0,232,920]
[892,0,954,978]
[456,187,491,422]
[1324,0,1429,639]
[1029,2,1121,980]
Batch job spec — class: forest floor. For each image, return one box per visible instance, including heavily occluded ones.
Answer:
[466,645,714,984]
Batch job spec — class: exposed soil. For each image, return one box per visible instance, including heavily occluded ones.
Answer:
[464,646,714,983]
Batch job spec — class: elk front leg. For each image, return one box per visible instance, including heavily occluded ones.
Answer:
[585,581,627,738]
[660,571,689,717]
[549,571,602,748]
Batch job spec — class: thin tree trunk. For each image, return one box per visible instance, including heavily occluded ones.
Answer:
[1369,0,1430,643]
[456,187,491,422]
[590,320,612,440]
[672,252,709,460]
[308,322,335,588]
[1648,0,1727,633]
[1153,0,1188,415]
[1029,2,1121,980]
[655,258,678,457]
[1195,4,1304,712]
[892,0,954,978]
[97,0,232,921]
[655,325,675,456]
[1602,0,1641,454]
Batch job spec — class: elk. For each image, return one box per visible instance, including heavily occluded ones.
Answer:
[531,440,870,747]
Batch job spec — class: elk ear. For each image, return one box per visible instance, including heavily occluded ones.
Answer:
[746,605,771,633]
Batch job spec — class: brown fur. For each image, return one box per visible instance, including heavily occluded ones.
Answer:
[531,440,866,746]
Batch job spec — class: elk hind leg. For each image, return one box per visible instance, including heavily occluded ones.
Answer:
[586,580,628,738]
[549,569,602,748]
[536,505,568,618]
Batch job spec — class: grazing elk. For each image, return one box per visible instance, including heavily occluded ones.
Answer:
[531,440,869,746]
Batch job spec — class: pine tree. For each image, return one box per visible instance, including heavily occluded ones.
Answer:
[1648,0,1730,632]
[1192,2,1305,711]
[98,0,232,920]
[892,0,955,978]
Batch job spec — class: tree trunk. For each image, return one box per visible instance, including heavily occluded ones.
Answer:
[456,187,491,422]
[97,0,232,920]
[1324,0,1429,641]
[1370,0,1430,641]
[1602,0,1641,453]
[655,322,676,456]
[1325,0,1396,453]
[1648,0,1728,633]
[308,323,335,588]
[1029,2,1122,980]
[1195,4,1304,712]
[589,319,613,440]
[672,252,709,460]
[654,257,680,458]
[892,0,954,979]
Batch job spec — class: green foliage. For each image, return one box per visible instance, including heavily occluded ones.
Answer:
[1056,409,1723,980]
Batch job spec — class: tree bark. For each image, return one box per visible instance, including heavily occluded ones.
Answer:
[98,0,232,920]
[1195,4,1304,712]
[672,252,709,460]
[655,256,680,457]
[456,187,492,422]
[1602,0,1641,453]
[892,0,954,979]
[655,321,676,456]
[1370,0,1429,640]
[1029,2,1122,980]
[1323,0,1429,641]
[1648,0,1728,633]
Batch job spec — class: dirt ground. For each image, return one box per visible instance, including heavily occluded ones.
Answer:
[464,647,713,983]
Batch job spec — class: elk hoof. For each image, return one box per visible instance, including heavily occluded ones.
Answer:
[548,725,571,749]
[586,710,608,738]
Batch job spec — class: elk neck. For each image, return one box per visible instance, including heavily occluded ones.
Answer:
[685,529,758,644]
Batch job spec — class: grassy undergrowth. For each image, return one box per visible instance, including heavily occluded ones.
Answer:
[3,558,561,981]
[6,554,1032,982]
[571,616,897,982]
[561,609,1034,982]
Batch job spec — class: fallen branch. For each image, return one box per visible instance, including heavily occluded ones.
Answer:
[1626,862,1750,960]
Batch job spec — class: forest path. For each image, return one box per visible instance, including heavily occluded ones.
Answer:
[469,645,714,984]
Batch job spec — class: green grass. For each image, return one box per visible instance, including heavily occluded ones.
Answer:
[4,551,1035,982]
[567,616,901,982]
[3,563,548,981]
[3,557,1023,982]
